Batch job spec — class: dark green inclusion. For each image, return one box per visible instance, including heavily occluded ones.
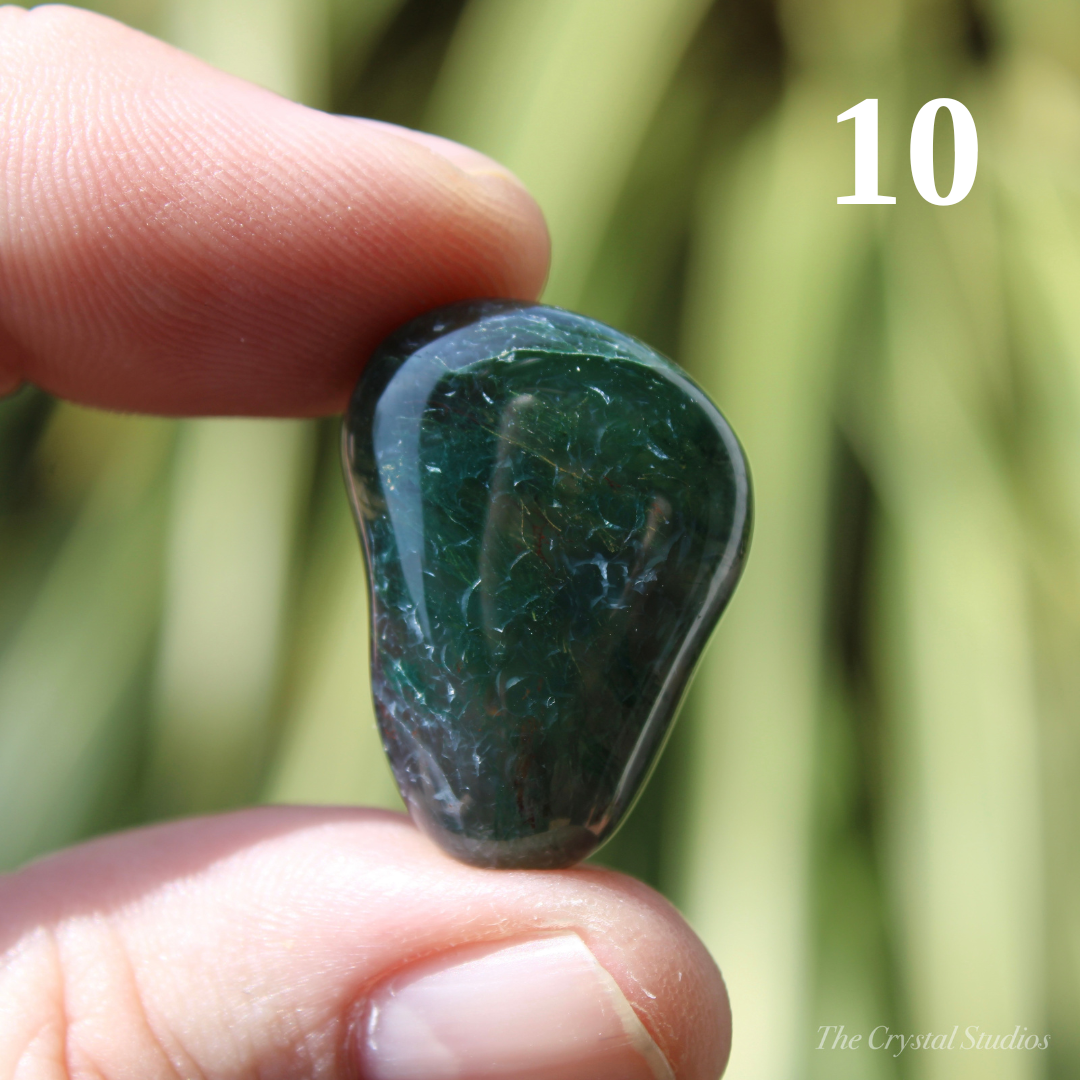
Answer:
[342,301,751,869]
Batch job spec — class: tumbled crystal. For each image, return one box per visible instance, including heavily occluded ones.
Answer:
[342,301,751,869]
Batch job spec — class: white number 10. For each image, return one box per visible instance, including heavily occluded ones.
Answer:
[837,97,978,206]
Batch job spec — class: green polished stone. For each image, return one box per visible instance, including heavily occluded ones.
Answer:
[342,301,751,869]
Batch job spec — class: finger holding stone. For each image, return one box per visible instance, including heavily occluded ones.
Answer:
[0,807,730,1080]
[0,5,549,415]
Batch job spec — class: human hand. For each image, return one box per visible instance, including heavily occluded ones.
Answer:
[0,8,731,1079]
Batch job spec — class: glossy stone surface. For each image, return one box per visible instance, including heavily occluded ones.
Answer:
[342,301,751,869]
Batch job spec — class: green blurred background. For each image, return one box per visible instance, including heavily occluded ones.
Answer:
[1,0,1078,1077]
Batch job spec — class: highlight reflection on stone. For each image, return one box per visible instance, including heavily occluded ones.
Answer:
[342,301,751,869]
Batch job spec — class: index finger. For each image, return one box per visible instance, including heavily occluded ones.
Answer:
[0,5,549,415]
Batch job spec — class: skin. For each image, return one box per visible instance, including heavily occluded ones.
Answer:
[0,7,732,1079]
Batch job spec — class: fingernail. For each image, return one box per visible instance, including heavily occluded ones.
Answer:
[359,933,675,1080]
[360,118,528,187]
[356,118,549,296]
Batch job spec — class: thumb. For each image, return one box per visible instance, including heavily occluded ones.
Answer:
[0,807,731,1080]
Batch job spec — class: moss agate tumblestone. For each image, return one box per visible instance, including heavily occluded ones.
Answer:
[342,301,751,869]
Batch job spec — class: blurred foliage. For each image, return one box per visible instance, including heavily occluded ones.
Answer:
[1,1,1078,1078]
